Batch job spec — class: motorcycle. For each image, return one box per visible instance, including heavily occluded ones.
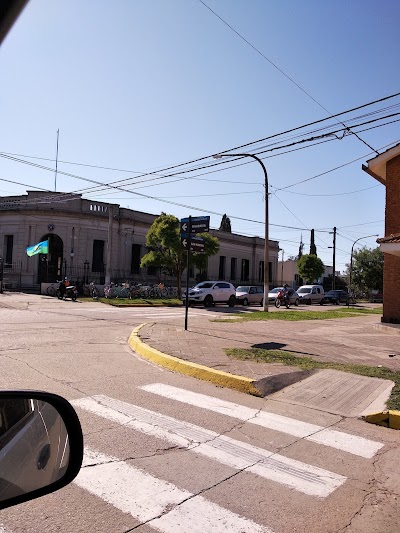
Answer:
[274,290,290,309]
[56,281,78,301]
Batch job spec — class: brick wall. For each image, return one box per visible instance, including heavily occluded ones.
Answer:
[382,154,400,323]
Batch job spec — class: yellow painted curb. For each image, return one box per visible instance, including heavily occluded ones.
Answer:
[364,410,400,429]
[129,324,262,397]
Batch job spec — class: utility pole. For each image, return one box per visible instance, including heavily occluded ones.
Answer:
[332,227,336,290]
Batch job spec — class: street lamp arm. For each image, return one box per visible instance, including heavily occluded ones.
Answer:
[213,152,269,312]
[214,153,268,185]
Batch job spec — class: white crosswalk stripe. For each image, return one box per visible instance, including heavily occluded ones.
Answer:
[140,383,384,458]
[76,448,273,533]
[73,395,346,497]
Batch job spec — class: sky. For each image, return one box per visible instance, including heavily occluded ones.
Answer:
[1,0,400,272]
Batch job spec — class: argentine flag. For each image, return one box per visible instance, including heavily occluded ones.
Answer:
[26,240,49,257]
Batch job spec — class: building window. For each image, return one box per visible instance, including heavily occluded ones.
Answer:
[230,258,237,280]
[218,256,226,280]
[131,244,141,274]
[259,261,264,283]
[92,240,105,272]
[4,235,13,265]
[241,259,250,281]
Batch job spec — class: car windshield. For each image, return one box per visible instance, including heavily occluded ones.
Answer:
[298,288,312,293]
[195,282,214,289]
[326,291,340,296]
[236,286,250,292]
[269,288,282,293]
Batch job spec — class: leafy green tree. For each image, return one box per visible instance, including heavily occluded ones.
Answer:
[345,246,383,295]
[297,254,325,284]
[140,213,219,297]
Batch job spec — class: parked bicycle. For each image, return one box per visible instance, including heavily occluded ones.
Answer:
[83,281,100,300]
[46,283,58,297]
[104,282,131,299]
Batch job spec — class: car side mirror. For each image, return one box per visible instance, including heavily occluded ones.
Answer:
[0,391,83,510]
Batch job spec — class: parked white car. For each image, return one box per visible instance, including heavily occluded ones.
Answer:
[182,281,236,307]
[296,285,325,305]
[235,286,264,306]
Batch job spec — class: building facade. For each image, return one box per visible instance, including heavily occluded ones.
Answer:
[277,258,336,289]
[363,145,400,323]
[0,191,280,290]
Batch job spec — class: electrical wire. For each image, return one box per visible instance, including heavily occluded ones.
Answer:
[276,185,380,197]
[198,0,379,154]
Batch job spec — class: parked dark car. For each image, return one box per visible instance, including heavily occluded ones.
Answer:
[323,290,349,305]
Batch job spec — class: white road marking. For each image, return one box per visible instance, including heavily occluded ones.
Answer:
[76,448,273,533]
[140,384,384,459]
[73,396,346,497]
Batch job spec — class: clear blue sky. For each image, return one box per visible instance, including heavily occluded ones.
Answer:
[1,0,400,271]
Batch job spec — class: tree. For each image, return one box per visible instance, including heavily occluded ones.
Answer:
[297,254,325,284]
[219,214,232,232]
[344,246,383,295]
[140,213,219,297]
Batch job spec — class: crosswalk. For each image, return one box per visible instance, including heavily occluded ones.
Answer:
[140,384,383,458]
[62,384,385,532]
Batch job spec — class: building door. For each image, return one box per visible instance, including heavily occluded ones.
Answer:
[37,234,63,283]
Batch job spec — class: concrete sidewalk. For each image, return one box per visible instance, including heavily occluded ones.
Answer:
[132,310,400,417]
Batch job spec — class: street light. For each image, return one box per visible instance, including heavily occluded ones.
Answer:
[348,234,379,306]
[213,153,269,311]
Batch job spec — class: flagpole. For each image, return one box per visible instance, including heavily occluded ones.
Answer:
[54,129,59,192]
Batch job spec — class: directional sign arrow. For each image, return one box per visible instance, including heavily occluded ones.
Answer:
[181,234,205,251]
[180,216,210,234]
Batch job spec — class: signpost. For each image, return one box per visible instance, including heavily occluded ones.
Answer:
[181,234,205,252]
[181,215,209,330]
[180,216,210,235]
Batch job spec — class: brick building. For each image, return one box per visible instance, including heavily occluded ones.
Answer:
[363,144,400,323]
[0,191,280,292]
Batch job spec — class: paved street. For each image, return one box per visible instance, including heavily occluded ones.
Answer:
[0,293,399,533]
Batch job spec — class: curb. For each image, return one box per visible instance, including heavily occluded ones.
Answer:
[363,410,400,429]
[129,324,262,396]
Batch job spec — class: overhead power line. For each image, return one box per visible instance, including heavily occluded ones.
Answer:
[1,92,399,197]
[198,0,379,154]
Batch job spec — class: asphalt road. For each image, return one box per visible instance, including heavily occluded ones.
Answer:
[0,293,399,533]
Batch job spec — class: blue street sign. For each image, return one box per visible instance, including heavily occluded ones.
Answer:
[181,233,205,252]
[180,216,210,234]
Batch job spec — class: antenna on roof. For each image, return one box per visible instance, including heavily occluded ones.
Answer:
[54,129,59,192]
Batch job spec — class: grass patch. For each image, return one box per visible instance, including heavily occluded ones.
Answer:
[226,347,400,410]
[79,297,181,306]
[216,307,382,322]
